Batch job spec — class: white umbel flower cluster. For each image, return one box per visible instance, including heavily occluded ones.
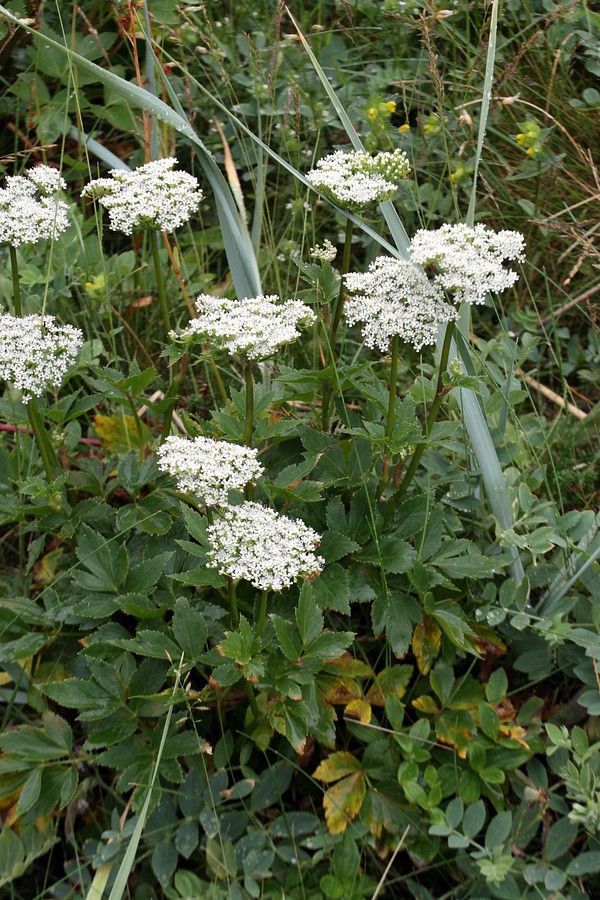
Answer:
[409,223,526,305]
[81,157,203,235]
[173,294,316,360]
[344,257,457,352]
[307,148,410,209]
[0,313,83,401]
[0,167,69,247]
[206,502,324,591]
[156,435,263,506]
[310,239,337,262]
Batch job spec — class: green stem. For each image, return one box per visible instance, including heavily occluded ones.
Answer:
[256,589,268,639]
[322,218,353,432]
[150,229,171,335]
[244,362,254,448]
[388,320,456,508]
[27,397,59,484]
[376,334,400,499]
[228,577,239,629]
[209,356,228,405]
[245,683,260,720]
[161,356,188,443]
[330,217,353,346]
[9,245,22,317]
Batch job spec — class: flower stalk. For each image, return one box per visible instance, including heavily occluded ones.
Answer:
[322,217,353,431]
[149,229,171,335]
[390,319,456,505]
[10,245,22,317]
[376,333,400,498]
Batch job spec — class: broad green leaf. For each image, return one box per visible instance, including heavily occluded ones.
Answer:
[486,668,508,704]
[310,564,351,614]
[296,584,324,646]
[271,615,301,661]
[172,598,208,660]
[371,589,420,657]
[485,811,513,850]
[152,840,178,889]
[566,851,600,876]
[462,800,486,839]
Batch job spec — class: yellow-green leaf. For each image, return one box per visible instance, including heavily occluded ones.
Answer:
[344,699,372,724]
[412,616,442,675]
[322,771,366,835]
[313,751,362,784]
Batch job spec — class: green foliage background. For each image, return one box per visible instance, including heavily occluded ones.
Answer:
[0,1,598,898]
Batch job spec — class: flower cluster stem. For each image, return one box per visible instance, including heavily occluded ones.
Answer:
[387,320,456,510]
[256,589,269,639]
[9,247,59,483]
[376,333,400,499]
[244,362,254,448]
[322,218,353,431]
[228,577,239,629]
[150,230,171,336]
[10,246,22,317]
[27,397,58,483]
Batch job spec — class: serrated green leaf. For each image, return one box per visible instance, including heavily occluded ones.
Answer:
[296,584,324,646]
[172,598,208,660]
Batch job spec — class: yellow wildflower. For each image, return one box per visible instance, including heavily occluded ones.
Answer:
[386,101,397,113]
[368,107,378,121]
[398,123,411,133]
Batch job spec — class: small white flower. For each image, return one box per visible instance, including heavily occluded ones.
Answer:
[26,165,67,194]
[307,148,410,209]
[344,257,457,352]
[409,223,526,305]
[0,313,83,401]
[81,157,203,235]
[310,239,337,262]
[156,435,263,506]
[206,502,324,591]
[172,293,316,361]
[0,167,70,247]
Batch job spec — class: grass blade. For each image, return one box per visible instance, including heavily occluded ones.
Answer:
[104,661,184,900]
[466,0,500,227]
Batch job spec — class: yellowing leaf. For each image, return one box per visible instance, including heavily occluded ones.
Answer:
[322,771,366,834]
[321,677,362,705]
[412,616,441,675]
[314,751,362,783]
[92,414,149,452]
[344,699,372,724]
[366,664,413,706]
[435,710,475,759]
[33,547,63,588]
[412,695,439,715]
[499,724,530,749]
[323,655,373,678]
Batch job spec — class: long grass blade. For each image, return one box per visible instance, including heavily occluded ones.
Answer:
[104,661,184,900]
[466,0,500,227]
